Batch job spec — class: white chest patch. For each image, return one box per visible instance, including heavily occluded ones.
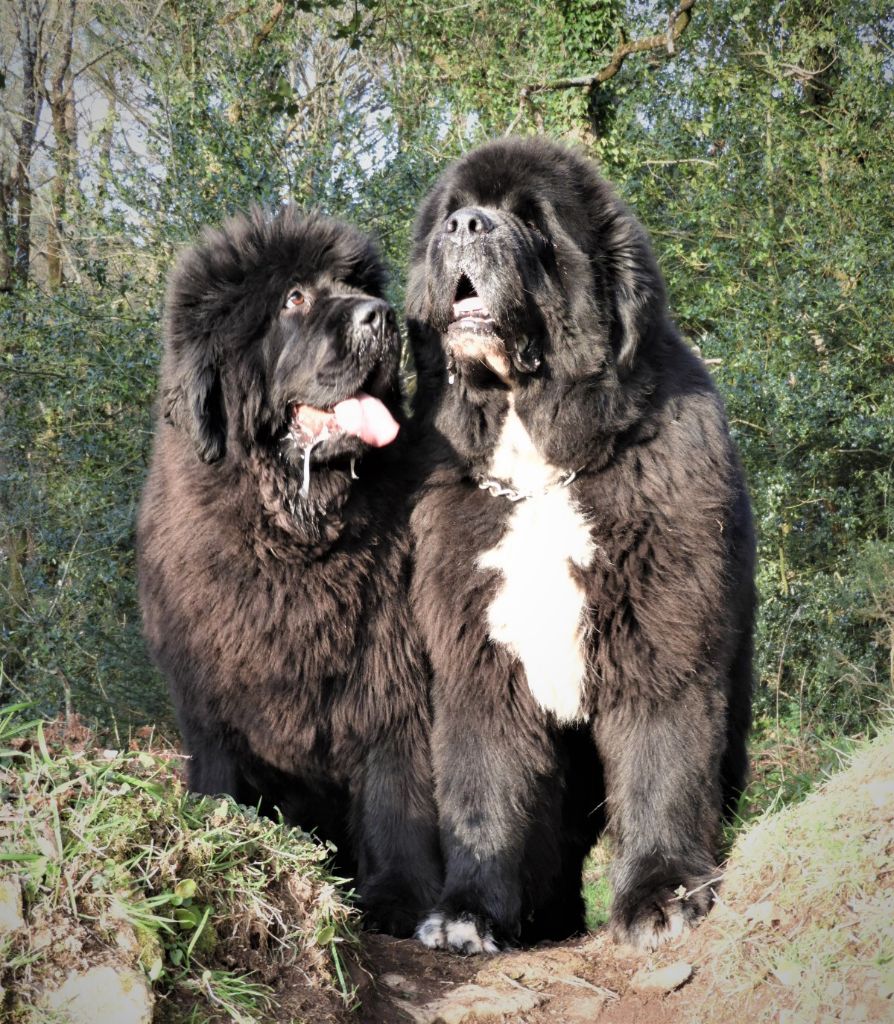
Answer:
[477,403,594,723]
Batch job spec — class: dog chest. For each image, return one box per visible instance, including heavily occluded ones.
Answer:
[476,405,594,723]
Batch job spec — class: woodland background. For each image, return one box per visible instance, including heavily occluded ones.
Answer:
[1,0,892,809]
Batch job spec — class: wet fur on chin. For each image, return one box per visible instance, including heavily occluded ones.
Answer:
[407,137,756,951]
[137,207,442,937]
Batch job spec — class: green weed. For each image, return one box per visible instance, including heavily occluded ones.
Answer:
[0,707,359,1021]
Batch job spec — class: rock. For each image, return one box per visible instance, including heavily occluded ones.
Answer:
[563,993,611,1020]
[404,982,547,1023]
[0,877,24,934]
[38,964,153,1024]
[480,951,589,985]
[630,960,693,993]
[381,972,419,996]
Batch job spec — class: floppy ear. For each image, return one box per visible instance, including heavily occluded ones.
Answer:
[607,213,665,373]
[161,225,238,463]
[161,343,226,463]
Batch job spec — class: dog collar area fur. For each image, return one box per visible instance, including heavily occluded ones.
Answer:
[473,467,581,503]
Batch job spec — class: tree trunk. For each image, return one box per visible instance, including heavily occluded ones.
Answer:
[95,79,116,208]
[14,1,42,282]
[44,0,78,291]
[0,162,15,290]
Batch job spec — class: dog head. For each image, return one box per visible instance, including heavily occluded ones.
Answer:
[162,207,401,476]
[407,137,666,393]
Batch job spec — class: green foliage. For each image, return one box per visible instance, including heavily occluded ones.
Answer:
[583,864,612,931]
[0,287,166,725]
[373,0,622,143]
[97,1,381,251]
[1,0,891,742]
[736,711,861,823]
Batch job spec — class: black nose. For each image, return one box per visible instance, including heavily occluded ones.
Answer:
[352,300,396,356]
[443,207,494,244]
[352,299,394,336]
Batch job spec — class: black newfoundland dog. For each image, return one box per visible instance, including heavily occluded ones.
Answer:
[407,138,755,953]
[137,208,441,936]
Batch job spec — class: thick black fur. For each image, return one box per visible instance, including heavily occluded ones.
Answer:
[137,208,441,936]
[407,138,755,952]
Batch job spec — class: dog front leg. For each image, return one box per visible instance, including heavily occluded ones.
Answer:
[595,685,726,951]
[353,723,443,939]
[416,700,563,953]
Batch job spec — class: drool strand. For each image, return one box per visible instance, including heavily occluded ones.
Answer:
[299,435,325,499]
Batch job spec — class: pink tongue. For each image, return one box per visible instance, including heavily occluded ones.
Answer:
[333,391,399,447]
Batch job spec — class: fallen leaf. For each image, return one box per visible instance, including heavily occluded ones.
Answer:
[772,960,802,987]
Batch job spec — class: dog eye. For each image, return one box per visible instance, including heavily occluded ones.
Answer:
[525,220,550,244]
[284,289,306,310]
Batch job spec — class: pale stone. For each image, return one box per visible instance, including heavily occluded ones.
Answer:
[381,972,419,995]
[404,982,547,1023]
[39,964,153,1024]
[0,877,24,934]
[630,960,693,993]
[563,994,611,1020]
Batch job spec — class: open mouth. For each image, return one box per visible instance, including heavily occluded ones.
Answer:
[449,274,495,334]
[288,390,399,449]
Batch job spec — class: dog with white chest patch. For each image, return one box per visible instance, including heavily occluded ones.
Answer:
[407,138,756,953]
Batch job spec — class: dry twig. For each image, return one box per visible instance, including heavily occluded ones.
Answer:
[505,0,696,134]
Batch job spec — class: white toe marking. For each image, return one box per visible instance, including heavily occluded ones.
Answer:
[444,917,498,954]
[415,913,446,949]
[478,401,594,723]
[636,907,688,951]
[665,909,686,941]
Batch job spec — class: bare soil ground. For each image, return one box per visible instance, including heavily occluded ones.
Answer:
[353,728,894,1024]
[356,929,678,1024]
[4,718,891,1024]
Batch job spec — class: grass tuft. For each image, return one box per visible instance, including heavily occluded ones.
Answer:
[0,705,359,1022]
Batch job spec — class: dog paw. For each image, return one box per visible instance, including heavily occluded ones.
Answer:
[360,876,440,939]
[362,901,423,939]
[415,912,499,955]
[611,878,713,952]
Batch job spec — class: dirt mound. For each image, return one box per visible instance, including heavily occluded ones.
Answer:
[676,728,894,1024]
[0,711,357,1024]
[359,727,894,1024]
[3,714,890,1023]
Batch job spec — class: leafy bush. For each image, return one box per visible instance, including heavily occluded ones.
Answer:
[0,288,166,725]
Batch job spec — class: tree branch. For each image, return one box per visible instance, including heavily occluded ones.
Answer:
[252,1,284,53]
[505,0,696,135]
